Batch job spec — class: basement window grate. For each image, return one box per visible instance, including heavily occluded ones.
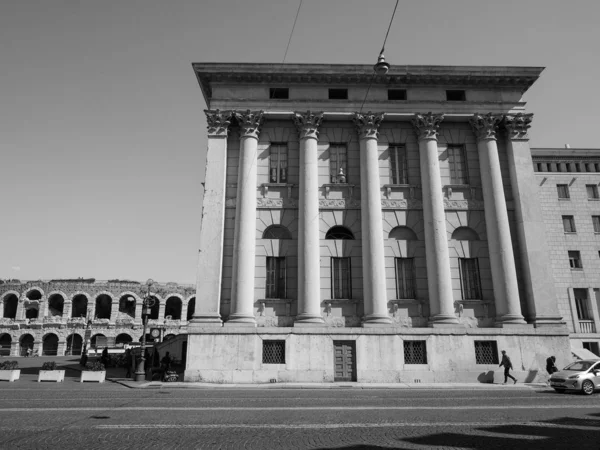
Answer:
[263,340,285,364]
[404,341,427,364]
[474,341,499,364]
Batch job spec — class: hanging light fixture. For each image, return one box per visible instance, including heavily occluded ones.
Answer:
[373,52,390,75]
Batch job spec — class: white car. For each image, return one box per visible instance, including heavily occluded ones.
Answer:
[550,359,600,395]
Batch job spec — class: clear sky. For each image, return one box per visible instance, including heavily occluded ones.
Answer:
[1,0,599,284]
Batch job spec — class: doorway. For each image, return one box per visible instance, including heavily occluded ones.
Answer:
[333,340,357,382]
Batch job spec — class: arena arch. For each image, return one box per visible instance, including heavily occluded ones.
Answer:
[20,334,34,356]
[47,293,65,317]
[115,333,133,346]
[186,297,196,321]
[71,294,89,318]
[2,293,18,319]
[66,333,83,355]
[91,333,107,350]
[149,295,160,320]
[165,296,182,320]
[118,294,136,318]
[42,333,59,356]
[25,288,43,301]
[0,333,11,356]
[95,293,112,320]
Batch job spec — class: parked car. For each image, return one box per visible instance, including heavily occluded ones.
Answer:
[550,359,600,395]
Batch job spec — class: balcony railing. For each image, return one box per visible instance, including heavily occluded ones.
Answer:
[579,320,596,334]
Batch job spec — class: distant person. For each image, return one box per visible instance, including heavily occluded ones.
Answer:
[26,347,31,357]
[499,350,517,384]
[101,347,109,367]
[125,349,132,378]
[546,355,558,384]
[161,352,172,371]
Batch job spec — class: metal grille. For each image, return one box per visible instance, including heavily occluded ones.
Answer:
[262,340,285,364]
[404,341,427,364]
[474,341,499,364]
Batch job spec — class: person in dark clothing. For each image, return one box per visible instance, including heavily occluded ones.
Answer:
[499,350,517,384]
[161,352,172,371]
[124,349,132,378]
[546,356,558,375]
[101,347,109,367]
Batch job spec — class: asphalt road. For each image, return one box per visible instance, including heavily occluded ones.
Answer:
[1,376,600,449]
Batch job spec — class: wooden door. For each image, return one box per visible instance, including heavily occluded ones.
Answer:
[334,340,356,382]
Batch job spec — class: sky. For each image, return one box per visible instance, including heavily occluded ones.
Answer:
[1,0,599,284]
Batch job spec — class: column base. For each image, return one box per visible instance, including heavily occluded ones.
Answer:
[224,314,256,327]
[294,314,324,326]
[530,315,566,327]
[428,314,460,326]
[362,314,393,326]
[188,313,223,327]
[495,314,527,326]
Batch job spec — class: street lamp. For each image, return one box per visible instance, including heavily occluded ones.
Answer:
[133,278,155,382]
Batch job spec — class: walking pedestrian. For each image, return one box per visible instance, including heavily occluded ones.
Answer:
[499,350,517,384]
[124,349,132,378]
[546,355,558,384]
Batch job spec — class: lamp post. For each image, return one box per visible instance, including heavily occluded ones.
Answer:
[134,279,155,382]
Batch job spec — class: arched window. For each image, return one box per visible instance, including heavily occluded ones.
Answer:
[91,334,107,349]
[66,334,83,355]
[0,334,11,356]
[26,289,42,300]
[71,294,88,318]
[20,334,34,356]
[2,294,18,319]
[95,294,112,320]
[149,296,160,320]
[389,226,418,240]
[43,333,59,356]
[115,333,133,346]
[451,227,479,241]
[165,297,182,320]
[325,226,354,240]
[263,225,292,239]
[118,295,136,318]
[186,298,195,321]
[48,294,65,317]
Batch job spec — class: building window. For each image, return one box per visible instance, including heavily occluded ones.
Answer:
[557,184,570,199]
[474,341,499,364]
[569,251,583,269]
[331,257,351,299]
[329,88,348,100]
[395,257,416,299]
[448,145,468,184]
[269,144,288,183]
[587,184,599,200]
[563,215,576,233]
[446,90,466,101]
[265,257,286,299]
[574,289,592,320]
[389,145,408,184]
[269,88,289,99]
[262,340,285,364]
[388,89,407,100]
[583,342,600,357]
[329,144,347,183]
[404,341,427,364]
[325,226,354,240]
[592,216,600,233]
[459,258,482,300]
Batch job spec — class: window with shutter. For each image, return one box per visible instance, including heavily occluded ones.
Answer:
[269,144,288,183]
[389,145,407,184]
[448,145,468,184]
[395,257,415,299]
[266,257,286,298]
[331,257,351,299]
[459,258,482,299]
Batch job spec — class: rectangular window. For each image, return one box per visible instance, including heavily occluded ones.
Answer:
[395,257,415,299]
[389,145,408,184]
[447,145,468,184]
[587,184,599,199]
[269,88,289,99]
[474,341,499,364]
[331,257,351,299]
[557,184,570,199]
[569,251,583,269]
[388,89,407,100]
[329,144,347,183]
[593,216,600,233]
[329,88,348,100]
[262,340,285,364]
[574,289,592,320]
[459,258,482,300]
[265,257,286,299]
[404,341,427,364]
[563,215,576,233]
[583,342,600,357]
[269,144,288,183]
[446,90,466,101]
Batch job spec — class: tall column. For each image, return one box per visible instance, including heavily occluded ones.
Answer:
[412,113,458,325]
[470,113,525,325]
[293,111,325,325]
[190,110,232,328]
[227,110,264,326]
[353,112,392,325]
[504,113,563,326]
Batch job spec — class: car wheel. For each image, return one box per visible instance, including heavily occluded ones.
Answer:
[582,380,594,395]
[554,388,566,393]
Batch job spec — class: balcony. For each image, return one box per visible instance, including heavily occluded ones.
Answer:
[579,320,596,334]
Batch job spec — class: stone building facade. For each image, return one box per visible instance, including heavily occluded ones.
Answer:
[185,63,574,383]
[0,280,195,356]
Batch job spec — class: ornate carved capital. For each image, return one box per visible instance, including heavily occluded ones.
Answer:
[469,113,503,141]
[352,112,385,139]
[233,110,264,139]
[292,111,323,139]
[204,109,233,137]
[503,113,533,140]
[411,113,444,140]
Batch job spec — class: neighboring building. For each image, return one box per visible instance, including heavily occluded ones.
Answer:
[184,62,584,384]
[0,280,195,356]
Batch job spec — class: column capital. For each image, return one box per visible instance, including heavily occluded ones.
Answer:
[234,110,264,139]
[293,111,323,139]
[412,113,444,140]
[469,113,503,141]
[352,111,385,139]
[503,113,533,141]
[204,109,233,137]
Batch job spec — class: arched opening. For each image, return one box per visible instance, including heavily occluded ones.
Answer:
[164,333,176,341]
[47,294,65,317]
[20,334,34,356]
[0,333,11,356]
[451,226,480,241]
[91,334,107,350]
[263,225,292,239]
[115,333,133,347]
[389,226,418,240]
[149,296,160,320]
[186,298,195,321]
[26,289,42,300]
[139,334,155,344]
[66,334,83,355]
[118,295,136,318]
[42,333,59,356]
[25,307,39,319]
[3,294,18,318]
[71,294,88,318]
[165,297,182,320]
[95,294,112,320]
[325,226,354,240]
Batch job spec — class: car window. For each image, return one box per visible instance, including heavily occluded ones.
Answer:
[565,361,592,371]
[592,362,600,371]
